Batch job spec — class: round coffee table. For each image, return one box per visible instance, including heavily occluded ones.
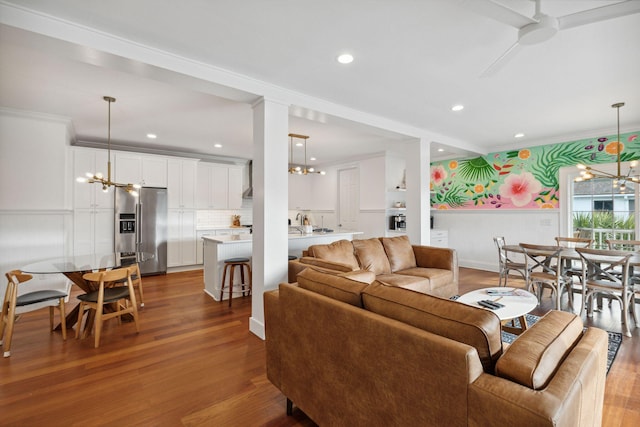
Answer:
[457,287,538,335]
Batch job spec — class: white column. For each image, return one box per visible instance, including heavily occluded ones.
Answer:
[405,138,430,245]
[249,97,289,339]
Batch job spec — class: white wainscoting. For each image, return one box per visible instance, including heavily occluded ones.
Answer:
[431,210,560,272]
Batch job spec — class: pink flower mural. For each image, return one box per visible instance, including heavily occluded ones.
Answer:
[431,165,447,186]
[498,172,542,207]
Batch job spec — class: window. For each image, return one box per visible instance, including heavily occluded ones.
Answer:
[593,200,613,212]
[560,163,639,248]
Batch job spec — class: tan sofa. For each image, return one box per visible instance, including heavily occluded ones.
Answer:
[265,269,608,426]
[288,235,458,298]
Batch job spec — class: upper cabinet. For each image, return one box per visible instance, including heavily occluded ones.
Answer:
[196,163,243,210]
[168,159,198,209]
[73,148,114,209]
[114,152,167,187]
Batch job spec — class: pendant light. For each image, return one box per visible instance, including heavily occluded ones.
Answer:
[76,96,141,196]
[575,102,638,192]
[288,133,325,175]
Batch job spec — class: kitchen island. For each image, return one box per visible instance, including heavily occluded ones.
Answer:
[203,231,363,302]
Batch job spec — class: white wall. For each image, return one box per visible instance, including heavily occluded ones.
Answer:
[432,210,560,272]
[0,112,73,299]
[0,112,71,210]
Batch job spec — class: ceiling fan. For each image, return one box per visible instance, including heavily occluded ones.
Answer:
[463,0,640,77]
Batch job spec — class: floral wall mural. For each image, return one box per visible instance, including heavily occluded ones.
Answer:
[430,131,640,210]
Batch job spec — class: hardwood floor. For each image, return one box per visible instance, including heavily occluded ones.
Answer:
[1,268,639,426]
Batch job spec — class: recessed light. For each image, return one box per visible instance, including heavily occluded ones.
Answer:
[295,142,303,147]
[514,133,525,138]
[310,157,317,161]
[337,53,354,64]
[451,105,464,112]
[146,133,157,139]
[437,148,445,152]
[214,143,222,148]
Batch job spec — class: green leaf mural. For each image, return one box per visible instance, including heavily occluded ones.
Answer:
[456,157,495,181]
[430,131,640,210]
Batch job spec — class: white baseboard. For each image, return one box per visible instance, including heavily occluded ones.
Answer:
[250,317,265,340]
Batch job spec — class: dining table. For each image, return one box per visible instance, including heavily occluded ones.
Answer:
[20,251,153,335]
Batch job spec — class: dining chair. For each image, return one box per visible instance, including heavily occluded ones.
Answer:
[1,270,70,357]
[76,266,140,348]
[114,262,144,307]
[606,239,640,313]
[576,247,637,337]
[493,236,527,287]
[555,236,592,297]
[606,239,640,251]
[519,243,571,310]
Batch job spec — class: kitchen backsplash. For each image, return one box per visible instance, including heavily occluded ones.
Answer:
[197,206,253,228]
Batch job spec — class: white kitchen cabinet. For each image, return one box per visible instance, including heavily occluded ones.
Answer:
[115,152,168,187]
[168,209,197,267]
[73,148,114,209]
[141,155,168,187]
[430,229,448,248]
[168,159,197,209]
[196,163,243,209]
[73,209,114,255]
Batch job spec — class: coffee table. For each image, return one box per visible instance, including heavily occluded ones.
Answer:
[457,287,538,335]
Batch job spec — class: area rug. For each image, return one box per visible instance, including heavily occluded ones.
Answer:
[501,314,623,374]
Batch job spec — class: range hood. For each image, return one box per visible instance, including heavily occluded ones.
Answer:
[242,160,253,199]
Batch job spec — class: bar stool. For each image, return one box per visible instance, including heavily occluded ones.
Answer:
[220,257,252,307]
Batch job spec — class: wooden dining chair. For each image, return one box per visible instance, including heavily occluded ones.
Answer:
[555,236,592,248]
[519,243,572,310]
[114,262,144,307]
[493,236,527,287]
[606,239,640,313]
[1,270,70,357]
[576,247,637,337]
[606,239,640,251]
[76,266,140,348]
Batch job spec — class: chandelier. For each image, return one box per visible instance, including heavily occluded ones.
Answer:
[288,133,325,175]
[76,96,141,196]
[575,102,638,192]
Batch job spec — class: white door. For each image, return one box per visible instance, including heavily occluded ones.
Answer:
[338,167,359,230]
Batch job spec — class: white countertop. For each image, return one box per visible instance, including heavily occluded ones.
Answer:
[196,226,251,231]
[202,230,363,244]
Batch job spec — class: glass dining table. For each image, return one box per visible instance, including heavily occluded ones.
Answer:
[20,252,153,333]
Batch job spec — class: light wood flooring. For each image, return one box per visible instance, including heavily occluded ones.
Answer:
[1,268,639,426]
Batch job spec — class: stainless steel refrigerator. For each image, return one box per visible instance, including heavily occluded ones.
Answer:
[114,187,168,276]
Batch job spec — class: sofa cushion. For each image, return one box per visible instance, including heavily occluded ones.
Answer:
[297,268,373,307]
[362,281,503,372]
[298,257,354,273]
[395,267,454,292]
[381,235,417,272]
[307,239,359,270]
[353,238,392,275]
[375,273,431,293]
[495,310,583,390]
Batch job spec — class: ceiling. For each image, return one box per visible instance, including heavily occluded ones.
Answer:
[1,0,639,166]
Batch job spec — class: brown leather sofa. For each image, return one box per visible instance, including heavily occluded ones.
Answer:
[265,268,608,426]
[288,235,458,298]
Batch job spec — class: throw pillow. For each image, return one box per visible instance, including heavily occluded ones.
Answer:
[381,235,417,272]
